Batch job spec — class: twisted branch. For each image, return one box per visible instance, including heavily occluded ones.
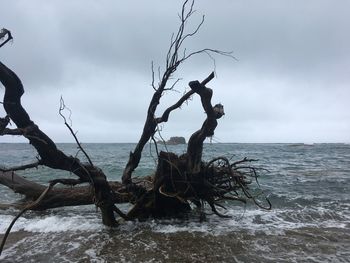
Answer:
[0,55,118,226]
[122,0,232,184]
[0,28,13,48]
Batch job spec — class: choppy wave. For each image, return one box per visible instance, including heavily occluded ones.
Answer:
[1,143,350,262]
[1,200,348,235]
[0,214,101,233]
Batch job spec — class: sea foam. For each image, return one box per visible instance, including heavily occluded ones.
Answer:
[0,214,101,234]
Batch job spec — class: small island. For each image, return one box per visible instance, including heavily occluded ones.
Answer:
[159,136,186,145]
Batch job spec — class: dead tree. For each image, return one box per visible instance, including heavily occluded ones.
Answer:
[115,1,269,220]
[122,0,232,185]
[0,0,271,255]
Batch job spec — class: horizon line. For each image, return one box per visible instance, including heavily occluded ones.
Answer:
[0,142,349,144]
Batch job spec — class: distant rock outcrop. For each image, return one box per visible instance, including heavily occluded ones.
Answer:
[160,136,186,145]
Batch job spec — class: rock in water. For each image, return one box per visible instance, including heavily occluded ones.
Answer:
[166,136,186,145]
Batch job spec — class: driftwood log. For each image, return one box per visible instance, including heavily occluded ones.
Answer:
[0,171,132,210]
[0,0,270,255]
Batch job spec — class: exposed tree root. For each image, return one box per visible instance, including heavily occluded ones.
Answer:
[124,151,271,220]
[0,0,271,255]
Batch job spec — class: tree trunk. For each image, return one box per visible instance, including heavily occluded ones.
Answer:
[0,171,132,210]
[0,62,118,226]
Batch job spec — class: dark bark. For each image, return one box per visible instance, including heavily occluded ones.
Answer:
[156,72,215,124]
[121,0,230,185]
[0,171,131,210]
[0,0,266,227]
[0,28,12,48]
[122,73,215,184]
[126,152,192,220]
[0,62,118,226]
[186,79,224,173]
[0,2,272,256]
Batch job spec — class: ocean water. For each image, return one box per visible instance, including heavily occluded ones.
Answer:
[0,143,349,262]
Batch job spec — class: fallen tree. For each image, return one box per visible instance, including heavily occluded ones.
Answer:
[0,0,270,255]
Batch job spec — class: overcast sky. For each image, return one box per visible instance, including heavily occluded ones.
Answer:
[1,0,349,143]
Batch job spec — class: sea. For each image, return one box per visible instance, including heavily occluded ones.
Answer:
[0,143,349,262]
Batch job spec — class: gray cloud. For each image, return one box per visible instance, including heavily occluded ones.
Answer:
[1,0,349,143]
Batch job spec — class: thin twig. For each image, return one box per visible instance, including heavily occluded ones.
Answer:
[59,97,93,166]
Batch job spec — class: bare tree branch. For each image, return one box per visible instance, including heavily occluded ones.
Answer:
[0,161,41,172]
[0,1,271,239]
[1,128,22,135]
[186,77,225,173]
[59,97,94,166]
[0,59,118,226]
[122,0,231,184]
[0,28,13,48]
[156,72,214,124]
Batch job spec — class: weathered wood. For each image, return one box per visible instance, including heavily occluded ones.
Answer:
[156,72,215,124]
[0,171,130,210]
[0,28,12,48]
[0,2,272,257]
[121,0,222,185]
[186,79,224,173]
[122,73,216,184]
[0,61,118,226]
